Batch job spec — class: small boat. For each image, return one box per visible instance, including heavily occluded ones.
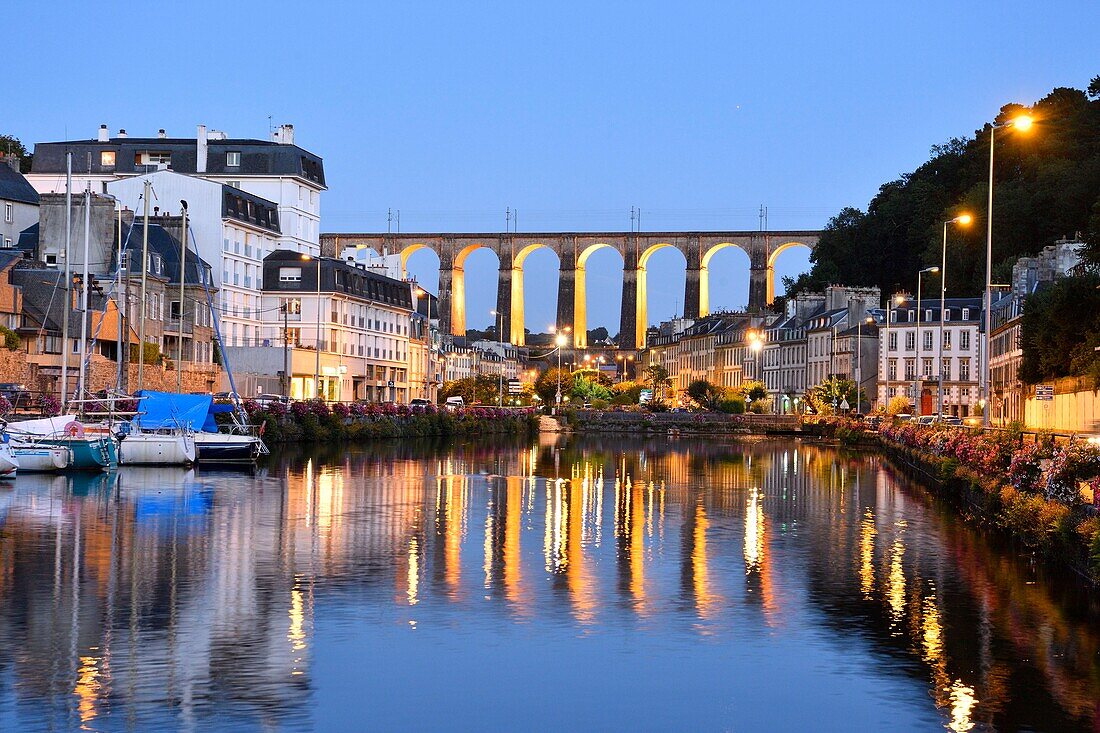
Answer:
[0,439,18,478]
[6,416,116,471]
[118,427,196,466]
[133,391,264,464]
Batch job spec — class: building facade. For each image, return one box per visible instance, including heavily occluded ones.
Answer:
[0,157,38,248]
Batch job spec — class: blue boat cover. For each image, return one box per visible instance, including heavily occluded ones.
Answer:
[135,391,219,432]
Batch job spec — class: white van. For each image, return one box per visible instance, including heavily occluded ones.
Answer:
[444,396,465,409]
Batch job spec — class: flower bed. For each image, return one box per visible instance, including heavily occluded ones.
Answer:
[242,399,538,443]
[878,422,1100,581]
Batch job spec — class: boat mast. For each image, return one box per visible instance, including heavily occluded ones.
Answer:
[77,185,91,401]
[138,180,151,392]
[60,152,72,412]
[116,203,125,392]
[177,201,188,393]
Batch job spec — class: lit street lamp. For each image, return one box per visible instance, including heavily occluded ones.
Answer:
[554,330,568,410]
[983,114,1033,426]
[915,265,940,416]
[939,213,972,417]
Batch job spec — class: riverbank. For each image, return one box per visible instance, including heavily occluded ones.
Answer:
[871,420,1100,582]
[559,409,801,435]
[243,399,538,443]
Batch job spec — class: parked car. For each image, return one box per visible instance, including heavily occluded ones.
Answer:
[0,383,31,410]
[254,394,291,409]
[410,398,432,407]
[894,413,913,422]
[444,396,465,410]
[914,415,936,425]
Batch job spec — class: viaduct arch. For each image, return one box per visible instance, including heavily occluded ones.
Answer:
[321,231,820,350]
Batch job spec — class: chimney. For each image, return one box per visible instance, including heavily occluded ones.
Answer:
[97,124,109,142]
[118,129,128,138]
[273,124,294,145]
[157,128,166,139]
[196,124,208,173]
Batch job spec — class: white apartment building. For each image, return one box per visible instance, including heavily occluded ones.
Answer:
[107,170,281,350]
[877,296,983,416]
[0,158,38,248]
[25,123,324,256]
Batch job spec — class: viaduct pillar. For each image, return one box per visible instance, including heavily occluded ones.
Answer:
[496,262,514,346]
[747,234,770,312]
[556,262,577,345]
[683,235,702,320]
[618,249,640,351]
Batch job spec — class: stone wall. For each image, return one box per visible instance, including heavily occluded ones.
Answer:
[1024,376,1099,434]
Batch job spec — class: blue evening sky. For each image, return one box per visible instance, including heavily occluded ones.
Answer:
[7,1,1097,333]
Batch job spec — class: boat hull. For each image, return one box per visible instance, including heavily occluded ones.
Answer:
[38,437,117,471]
[194,433,261,463]
[119,433,196,466]
[0,444,17,477]
[10,444,70,472]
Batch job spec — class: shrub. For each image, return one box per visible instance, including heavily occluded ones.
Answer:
[0,326,19,351]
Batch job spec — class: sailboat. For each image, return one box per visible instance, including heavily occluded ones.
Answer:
[118,391,197,465]
[6,415,116,471]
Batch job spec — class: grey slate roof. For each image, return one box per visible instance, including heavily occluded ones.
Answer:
[0,165,39,206]
[31,137,325,187]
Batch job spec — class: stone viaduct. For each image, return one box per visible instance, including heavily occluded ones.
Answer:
[320,231,820,351]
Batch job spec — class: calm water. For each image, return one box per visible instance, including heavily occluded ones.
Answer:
[0,436,1097,732]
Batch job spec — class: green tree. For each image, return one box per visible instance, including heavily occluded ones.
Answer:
[806,377,860,415]
[570,375,612,403]
[739,380,768,403]
[441,375,499,405]
[0,134,31,172]
[686,379,722,410]
[535,368,574,407]
[1019,273,1100,384]
[643,364,672,404]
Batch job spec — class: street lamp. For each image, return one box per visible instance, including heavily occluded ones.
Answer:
[983,114,1034,426]
[855,315,874,415]
[490,309,504,406]
[884,292,905,409]
[300,254,322,399]
[915,265,940,416]
[939,213,972,417]
[748,329,764,388]
[554,330,568,409]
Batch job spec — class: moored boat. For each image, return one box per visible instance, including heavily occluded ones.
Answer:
[9,443,70,472]
[6,416,116,471]
[118,429,196,466]
[0,441,18,478]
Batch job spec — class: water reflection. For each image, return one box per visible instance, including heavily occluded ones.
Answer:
[0,437,1097,731]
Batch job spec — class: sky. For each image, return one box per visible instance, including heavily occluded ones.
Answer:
[7,0,1098,333]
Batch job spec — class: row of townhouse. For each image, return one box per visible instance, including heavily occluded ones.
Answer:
[640,283,988,416]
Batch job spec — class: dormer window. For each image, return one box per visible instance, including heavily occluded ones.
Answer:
[226,151,241,167]
[962,308,970,320]
[100,151,116,167]
[135,151,171,167]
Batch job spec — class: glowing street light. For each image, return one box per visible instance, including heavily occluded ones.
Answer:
[983,113,1034,426]
[938,213,972,417]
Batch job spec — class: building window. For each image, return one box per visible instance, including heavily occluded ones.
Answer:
[889,358,898,381]
[905,331,915,351]
[279,267,302,283]
[282,297,302,315]
[960,330,971,350]
[227,180,240,189]
[888,331,897,350]
[135,151,171,166]
[962,308,970,320]
[226,151,241,167]
[3,203,11,223]
[943,330,951,349]
[100,151,116,167]
[923,331,933,350]
[922,358,933,377]
[942,358,951,381]
[960,358,971,381]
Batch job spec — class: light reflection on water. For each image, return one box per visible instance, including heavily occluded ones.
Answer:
[0,437,1097,732]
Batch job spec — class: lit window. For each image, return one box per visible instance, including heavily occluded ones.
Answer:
[100,151,116,167]
[227,151,241,167]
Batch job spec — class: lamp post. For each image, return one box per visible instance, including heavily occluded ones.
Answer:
[300,254,322,399]
[554,331,568,410]
[983,114,1033,426]
[884,293,904,410]
[490,309,504,407]
[939,214,972,417]
[915,266,940,416]
[855,316,873,415]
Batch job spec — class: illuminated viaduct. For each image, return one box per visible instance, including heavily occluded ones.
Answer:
[320,231,820,350]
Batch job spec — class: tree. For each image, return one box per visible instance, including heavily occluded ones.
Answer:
[1019,273,1100,385]
[643,364,672,404]
[806,377,860,415]
[610,380,643,405]
[441,375,499,405]
[740,380,768,403]
[686,379,722,410]
[785,78,1100,302]
[535,368,574,407]
[0,134,31,172]
[886,395,911,415]
[570,375,612,403]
